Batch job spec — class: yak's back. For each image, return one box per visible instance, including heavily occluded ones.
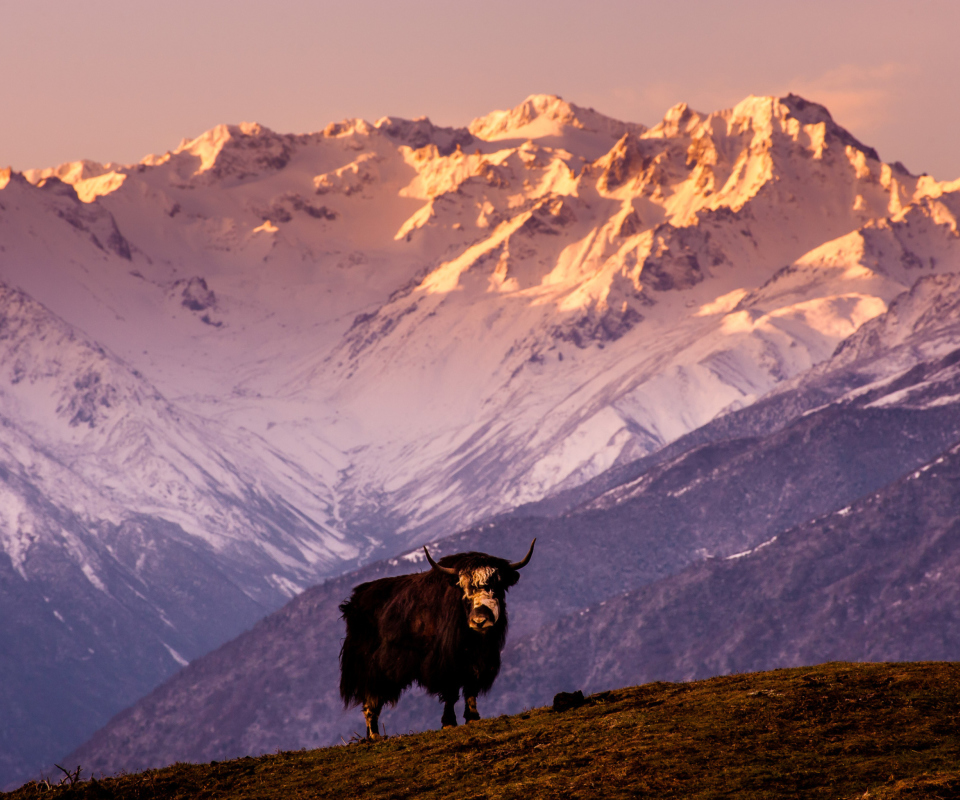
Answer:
[339,571,444,706]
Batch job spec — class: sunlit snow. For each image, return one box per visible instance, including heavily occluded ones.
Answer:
[2,91,959,600]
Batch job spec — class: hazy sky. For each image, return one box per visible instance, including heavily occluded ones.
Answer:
[3,0,959,178]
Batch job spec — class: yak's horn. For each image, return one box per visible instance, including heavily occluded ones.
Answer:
[424,546,457,575]
[508,539,537,570]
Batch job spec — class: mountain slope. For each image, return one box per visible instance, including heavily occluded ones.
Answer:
[494,430,960,708]
[0,283,355,785]
[67,272,960,775]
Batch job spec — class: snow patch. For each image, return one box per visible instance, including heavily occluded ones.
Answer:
[267,573,304,599]
[162,642,189,667]
[696,288,748,316]
[726,536,778,561]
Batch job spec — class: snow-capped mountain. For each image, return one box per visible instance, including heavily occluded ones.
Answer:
[2,92,959,785]
[321,94,960,534]
[0,281,351,576]
[6,94,959,550]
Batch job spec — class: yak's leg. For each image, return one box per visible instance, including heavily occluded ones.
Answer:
[463,679,480,723]
[440,690,459,728]
[362,697,384,740]
[463,695,480,723]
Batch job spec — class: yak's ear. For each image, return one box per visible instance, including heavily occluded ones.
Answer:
[501,568,521,589]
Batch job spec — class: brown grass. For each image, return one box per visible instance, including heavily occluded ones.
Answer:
[8,661,960,799]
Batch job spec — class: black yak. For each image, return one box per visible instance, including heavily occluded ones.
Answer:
[339,539,536,739]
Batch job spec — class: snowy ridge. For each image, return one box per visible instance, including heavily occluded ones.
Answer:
[0,282,354,590]
[4,93,960,550]
[831,272,960,363]
[298,94,960,536]
[468,94,643,139]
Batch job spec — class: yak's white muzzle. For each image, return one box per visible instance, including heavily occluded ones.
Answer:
[469,592,500,630]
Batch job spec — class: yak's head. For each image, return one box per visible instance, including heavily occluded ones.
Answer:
[424,540,536,633]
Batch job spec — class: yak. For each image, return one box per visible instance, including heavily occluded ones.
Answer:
[339,539,535,739]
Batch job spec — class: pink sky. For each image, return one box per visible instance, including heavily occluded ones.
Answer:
[3,0,959,179]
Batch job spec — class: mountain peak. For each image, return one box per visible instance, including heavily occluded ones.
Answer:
[721,94,881,162]
[170,121,285,175]
[778,93,880,161]
[18,159,127,203]
[374,115,474,155]
[644,94,882,169]
[136,120,295,181]
[22,158,114,187]
[469,94,644,142]
[647,101,704,137]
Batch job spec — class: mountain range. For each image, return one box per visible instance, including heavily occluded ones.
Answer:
[1,92,959,786]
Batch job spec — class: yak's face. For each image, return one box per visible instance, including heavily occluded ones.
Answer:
[457,566,504,633]
[423,540,534,634]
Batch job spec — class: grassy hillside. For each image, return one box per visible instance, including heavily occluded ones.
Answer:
[9,662,960,799]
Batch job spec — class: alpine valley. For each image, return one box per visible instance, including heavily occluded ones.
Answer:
[2,93,959,787]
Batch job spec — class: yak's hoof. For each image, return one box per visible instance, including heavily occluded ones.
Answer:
[366,732,381,742]
[464,711,480,723]
[441,718,458,729]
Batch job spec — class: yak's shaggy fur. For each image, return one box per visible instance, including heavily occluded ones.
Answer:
[339,550,527,738]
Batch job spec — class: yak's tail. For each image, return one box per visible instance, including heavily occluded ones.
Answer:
[338,597,371,708]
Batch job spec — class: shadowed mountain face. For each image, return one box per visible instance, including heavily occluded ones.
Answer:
[3,91,960,786]
[0,285,349,786]
[0,517,270,785]
[492,436,960,708]
[68,273,960,775]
